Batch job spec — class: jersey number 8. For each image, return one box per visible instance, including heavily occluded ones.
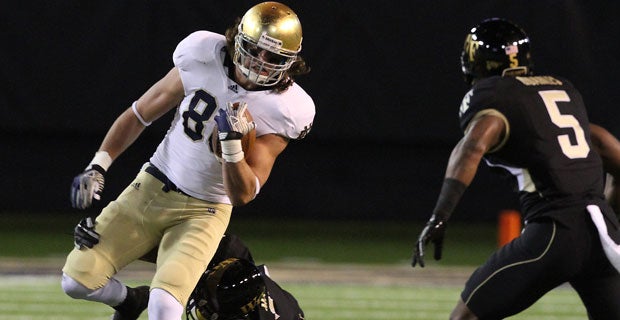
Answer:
[182,90,217,141]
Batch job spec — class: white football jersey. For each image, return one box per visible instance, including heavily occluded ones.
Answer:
[149,31,315,204]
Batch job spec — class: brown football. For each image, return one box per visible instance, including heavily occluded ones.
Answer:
[210,103,256,159]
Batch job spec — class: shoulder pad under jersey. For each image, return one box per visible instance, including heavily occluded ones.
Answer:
[173,31,225,70]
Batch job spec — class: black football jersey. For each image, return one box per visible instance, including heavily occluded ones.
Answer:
[256,265,305,320]
[459,75,605,219]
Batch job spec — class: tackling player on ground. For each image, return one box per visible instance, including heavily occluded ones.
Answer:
[61,2,314,319]
[73,228,306,320]
[412,18,620,319]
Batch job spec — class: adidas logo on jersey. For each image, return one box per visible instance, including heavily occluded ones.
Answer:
[228,84,238,93]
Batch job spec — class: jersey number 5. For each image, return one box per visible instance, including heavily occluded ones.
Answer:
[538,90,590,159]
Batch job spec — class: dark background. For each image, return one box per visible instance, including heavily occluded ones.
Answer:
[2,1,619,222]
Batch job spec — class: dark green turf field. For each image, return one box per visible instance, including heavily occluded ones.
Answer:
[0,276,586,320]
[0,213,497,265]
[0,213,587,319]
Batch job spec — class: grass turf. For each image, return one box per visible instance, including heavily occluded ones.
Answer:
[0,213,587,319]
[0,212,498,265]
[0,276,586,319]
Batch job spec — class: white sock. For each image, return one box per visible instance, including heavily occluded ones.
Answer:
[148,288,184,320]
[61,273,126,306]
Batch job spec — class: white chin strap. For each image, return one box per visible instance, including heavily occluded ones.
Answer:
[239,65,275,86]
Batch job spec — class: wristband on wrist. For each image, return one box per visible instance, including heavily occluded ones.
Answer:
[220,140,244,163]
[87,151,113,172]
[432,178,467,221]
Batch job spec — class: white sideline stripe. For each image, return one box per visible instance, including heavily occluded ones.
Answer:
[0,304,108,313]
[0,317,96,320]
[0,275,59,285]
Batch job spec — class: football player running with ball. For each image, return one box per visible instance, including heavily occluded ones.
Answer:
[412,18,620,319]
[61,2,314,320]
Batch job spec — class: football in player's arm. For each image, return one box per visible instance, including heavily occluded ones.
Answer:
[61,2,314,319]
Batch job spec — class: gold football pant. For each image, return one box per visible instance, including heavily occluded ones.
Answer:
[62,168,232,306]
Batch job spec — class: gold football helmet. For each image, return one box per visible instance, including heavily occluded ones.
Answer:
[234,2,303,86]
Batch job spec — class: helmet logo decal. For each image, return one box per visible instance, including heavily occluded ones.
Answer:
[505,45,519,67]
[464,34,478,62]
[258,32,283,52]
[504,45,518,55]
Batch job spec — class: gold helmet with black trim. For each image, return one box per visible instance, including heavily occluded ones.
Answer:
[233,2,303,86]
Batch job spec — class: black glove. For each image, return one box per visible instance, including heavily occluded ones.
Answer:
[411,214,447,268]
[412,178,466,268]
[74,217,100,249]
[70,164,106,209]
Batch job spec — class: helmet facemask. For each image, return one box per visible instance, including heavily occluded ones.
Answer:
[231,2,303,87]
[233,29,298,86]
